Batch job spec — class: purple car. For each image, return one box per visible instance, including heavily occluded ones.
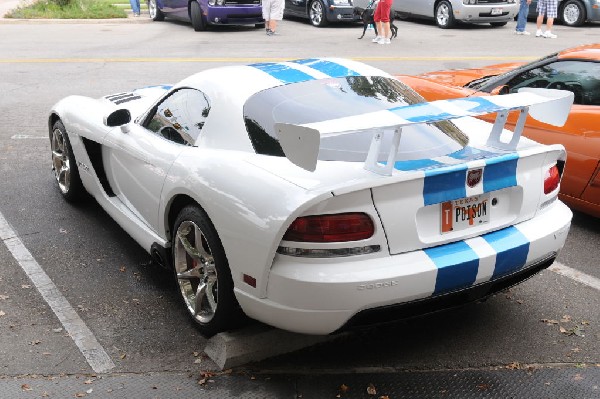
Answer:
[148,0,265,31]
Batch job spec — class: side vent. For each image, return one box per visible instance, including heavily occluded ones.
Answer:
[81,138,116,197]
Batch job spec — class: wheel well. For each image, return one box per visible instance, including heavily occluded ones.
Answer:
[48,113,60,139]
[167,194,198,240]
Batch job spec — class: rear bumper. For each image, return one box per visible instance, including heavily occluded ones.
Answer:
[235,200,572,335]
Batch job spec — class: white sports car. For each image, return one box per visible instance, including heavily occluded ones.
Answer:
[49,58,573,336]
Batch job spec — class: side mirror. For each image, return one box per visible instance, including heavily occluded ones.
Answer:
[491,85,510,95]
[104,109,131,127]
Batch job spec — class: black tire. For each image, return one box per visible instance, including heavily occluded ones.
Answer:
[50,120,86,202]
[148,0,164,21]
[172,205,244,337]
[435,0,455,29]
[490,21,507,27]
[309,0,328,27]
[560,0,586,27]
[255,22,266,29]
[190,1,207,32]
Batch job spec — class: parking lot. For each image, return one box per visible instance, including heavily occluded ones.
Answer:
[0,10,599,398]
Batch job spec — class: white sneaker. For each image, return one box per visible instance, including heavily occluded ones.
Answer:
[535,29,543,37]
[543,31,557,39]
[515,30,530,35]
[378,38,391,44]
[372,36,382,43]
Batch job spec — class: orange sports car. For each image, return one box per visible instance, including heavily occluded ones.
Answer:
[396,43,600,218]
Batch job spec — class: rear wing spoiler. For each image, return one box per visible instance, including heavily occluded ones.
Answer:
[274,88,573,175]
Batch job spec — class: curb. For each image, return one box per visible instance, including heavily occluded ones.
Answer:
[0,16,152,23]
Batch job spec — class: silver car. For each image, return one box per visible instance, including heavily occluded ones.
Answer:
[353,0,519,29]
[528,0,600,27]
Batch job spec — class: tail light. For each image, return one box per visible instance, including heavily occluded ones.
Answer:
[544,164,560,194]
[283,213,374,242]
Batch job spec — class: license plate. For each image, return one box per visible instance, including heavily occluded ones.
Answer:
[441,194,490,233]
[491,8,502,15]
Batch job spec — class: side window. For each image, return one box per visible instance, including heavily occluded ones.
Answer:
[505,61,600,106]
[145,88,211,145]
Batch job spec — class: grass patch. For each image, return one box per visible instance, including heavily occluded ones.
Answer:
[6,0,128,19]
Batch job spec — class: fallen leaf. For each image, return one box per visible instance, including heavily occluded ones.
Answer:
[0,310,5,317]
[42,352,52,356]
[120,354,126,359]
[0,295,8,300]
[194,358,202,364]
[559,326,568,334]
[86,388,93,394]
[21,384,32,391]
[119,266,126,272]
[53,328,63,333]
[581,320,590,326]
[42,391,49,397]
[573,374,584,381]
[21,284,31,289]
[75,393,86,398]
[84,379,94,384]
[477,383,491,391]
[506,362,521,370]
[367,383,377,395]
[59,228,68,234]
[516,300,523,304]
[339,384,349,393]
[379,396,390,399]
[561,315,572,323]
[29,340,41,345]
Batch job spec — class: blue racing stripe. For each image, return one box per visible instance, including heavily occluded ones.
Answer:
[448,146,499,162]
[388,103,453,123]
[448,96,497,114]
[423,165,467,205]
[483,226,530,279]
[292,59,360,78]
[483,153,519,193]
[250,62,315,84]
[393,158,442,171]
[424,241,479,295]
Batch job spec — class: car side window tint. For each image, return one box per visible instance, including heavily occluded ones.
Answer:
[145,88,211,145]
[506,61,600,106]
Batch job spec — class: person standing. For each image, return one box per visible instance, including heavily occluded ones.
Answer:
[129,0,140,17]
[372,0,393,45]
[515,0,532,35]
[262,0,284,36]
[535,0,558,38]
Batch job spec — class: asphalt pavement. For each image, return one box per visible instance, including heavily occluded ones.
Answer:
[1,3,599,398]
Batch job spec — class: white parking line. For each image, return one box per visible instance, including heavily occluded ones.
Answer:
[549,262,600,291]
[0,211,115,374]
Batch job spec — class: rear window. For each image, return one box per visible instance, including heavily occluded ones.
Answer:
[244,76,467,162]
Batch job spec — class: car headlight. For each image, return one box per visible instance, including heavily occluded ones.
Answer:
[463,0,477,5]
[208,0,215,4]
[333,0,349,4]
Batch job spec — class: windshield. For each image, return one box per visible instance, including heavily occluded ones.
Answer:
[244,76,468,162]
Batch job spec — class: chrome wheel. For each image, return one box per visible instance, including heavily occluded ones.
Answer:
[148,0,157,19]
[51,126,71,195]
[309,1,326,27]
[174,220,218,324]
[435,1,454,28]
[562,1,584,26]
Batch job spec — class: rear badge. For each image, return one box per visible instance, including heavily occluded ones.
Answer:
[467,168,483,188]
